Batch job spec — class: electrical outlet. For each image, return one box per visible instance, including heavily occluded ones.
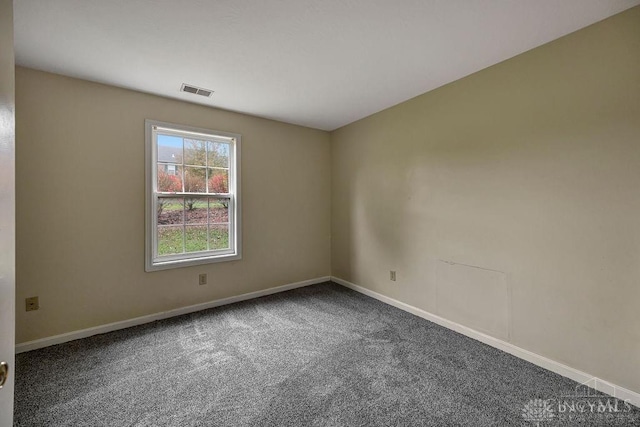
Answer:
[26,296,39,311]
[390,271,396,281]
[199,273,207,286]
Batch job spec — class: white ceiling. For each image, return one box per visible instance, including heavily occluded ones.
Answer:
[14,0,640,131]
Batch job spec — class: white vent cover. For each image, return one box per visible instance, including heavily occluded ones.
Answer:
[180,83,213,97]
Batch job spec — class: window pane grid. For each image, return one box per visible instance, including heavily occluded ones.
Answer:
[155,195,231,257]
[156,135,230,195]
[148,120,239,270]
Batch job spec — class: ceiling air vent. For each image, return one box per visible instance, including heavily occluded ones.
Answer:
[180,83,213,97]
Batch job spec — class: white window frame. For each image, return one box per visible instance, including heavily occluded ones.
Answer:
[145,119,242,271]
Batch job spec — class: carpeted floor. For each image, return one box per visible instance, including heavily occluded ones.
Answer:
[14,282,639,426]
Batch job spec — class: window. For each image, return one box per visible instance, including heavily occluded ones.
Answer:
[145,120,241,271]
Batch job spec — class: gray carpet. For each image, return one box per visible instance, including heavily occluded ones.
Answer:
[14,282,640,426]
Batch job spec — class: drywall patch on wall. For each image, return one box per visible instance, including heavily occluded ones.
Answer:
[436,260,509,341]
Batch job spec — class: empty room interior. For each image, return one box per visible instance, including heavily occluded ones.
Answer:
[1,1,639,426]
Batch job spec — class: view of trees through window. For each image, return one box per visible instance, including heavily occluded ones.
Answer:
[156,135,231,256]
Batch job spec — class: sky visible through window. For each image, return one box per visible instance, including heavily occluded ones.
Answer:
[158,134,182,148]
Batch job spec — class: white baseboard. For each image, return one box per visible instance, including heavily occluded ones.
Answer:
[331,276,640,409]
[15,276,331,354]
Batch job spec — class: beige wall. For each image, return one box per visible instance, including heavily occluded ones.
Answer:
[331,7,640,394]
[15,4,640,397]
[16,68,331,343]
[0,0,16,421]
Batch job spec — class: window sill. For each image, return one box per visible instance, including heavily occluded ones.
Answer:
[145,252,241,272]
